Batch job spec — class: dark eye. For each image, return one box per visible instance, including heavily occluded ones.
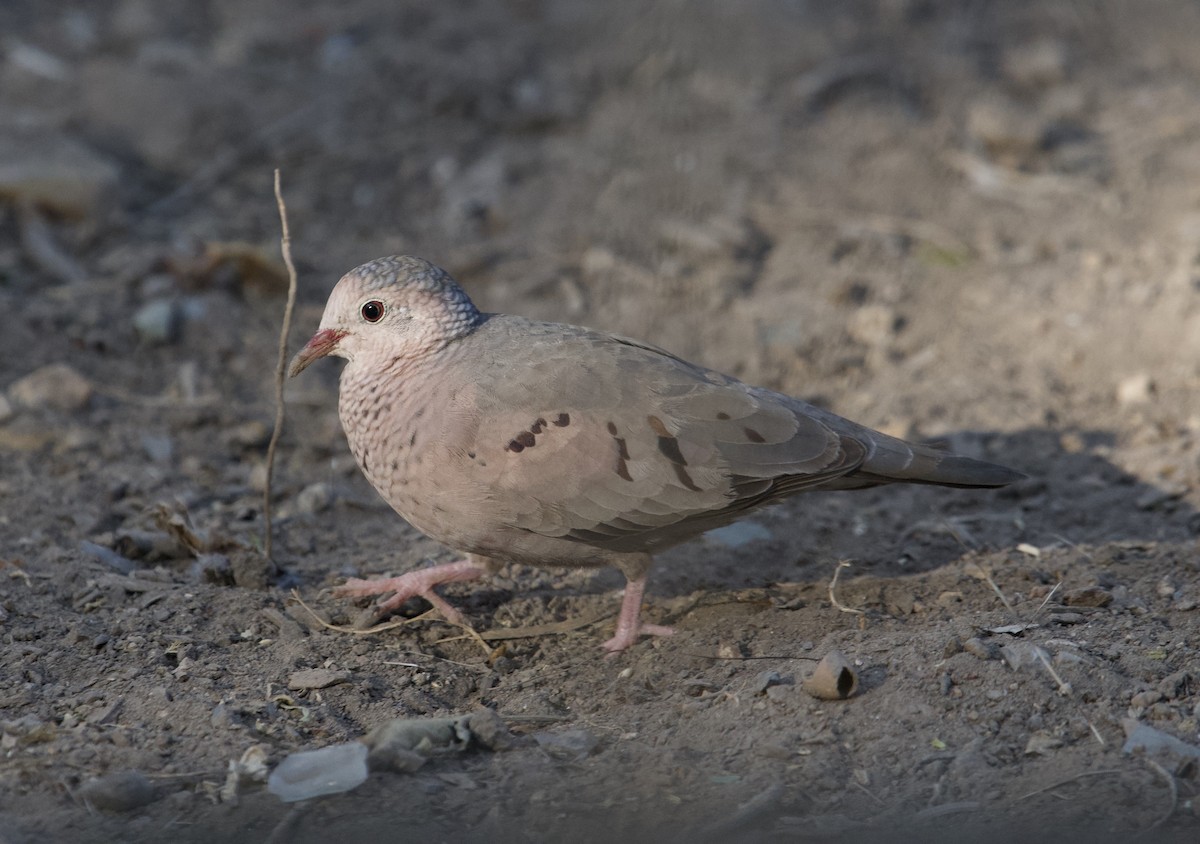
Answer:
[360,300,385,323]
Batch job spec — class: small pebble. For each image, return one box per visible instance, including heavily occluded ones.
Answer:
[847,304,899,347]
[141,434,174,463]
[1174,592,1198,612]
[753,670,789,695]
[1000,642,1046,671]
[1130,690,1162,709]
[8,363,92,413]
[78,770,157,812]
[801,651,859,700]
[287,668,350,690]
[1116,373,1154,406]
[962,638,997,661]
[1063,585,1112,607]
[210,701,238,729]
[1023,732,1063,756]
[534,729,599,761]
[133,299,181,344]
[1158,671,1192,700]
[295,482,336,514]
[1122,719,1200,765]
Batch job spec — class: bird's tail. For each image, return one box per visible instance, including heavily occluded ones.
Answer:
[837,433,1025,490]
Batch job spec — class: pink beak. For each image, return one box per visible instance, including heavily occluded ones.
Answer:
[288,328,346,377]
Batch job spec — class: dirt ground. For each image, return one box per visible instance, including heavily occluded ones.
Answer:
[2,1,1200,841]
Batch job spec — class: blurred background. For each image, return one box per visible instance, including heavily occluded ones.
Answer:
[3,2,1200,841]
[3,1,1199,434]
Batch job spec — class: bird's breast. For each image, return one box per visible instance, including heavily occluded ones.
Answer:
[336,361,496,544]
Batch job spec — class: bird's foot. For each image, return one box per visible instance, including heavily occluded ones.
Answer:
[334,558,487,625]
[601,572,674,654]
[601,622,674,655]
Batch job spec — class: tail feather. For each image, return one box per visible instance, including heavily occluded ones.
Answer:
[838,434,1025,490]
[820,432,1027,492]
[791,400,1024,491]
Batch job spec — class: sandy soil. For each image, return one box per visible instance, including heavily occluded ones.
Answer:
[2,1,1199,841]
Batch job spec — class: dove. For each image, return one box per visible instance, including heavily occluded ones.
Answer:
[290,256,1023,653]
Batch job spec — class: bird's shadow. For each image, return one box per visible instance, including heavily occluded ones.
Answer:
[575,426,1197,603]
[301,425,1196,628]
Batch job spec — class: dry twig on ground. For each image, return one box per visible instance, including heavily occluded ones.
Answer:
[263,169,299,561]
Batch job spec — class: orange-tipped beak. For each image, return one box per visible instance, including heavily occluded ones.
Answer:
[288,328,346,377]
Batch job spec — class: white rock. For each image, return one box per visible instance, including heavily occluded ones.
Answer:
[267,742,368,803]
[1116,373,1154,407]
[296,482,336,514]
[133,299,181,344]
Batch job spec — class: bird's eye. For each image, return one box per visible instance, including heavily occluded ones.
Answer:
[360,300,385,323]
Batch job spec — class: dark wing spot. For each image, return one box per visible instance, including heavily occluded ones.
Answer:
[744,427,766,443]
[505,439,525,453]
[615,453,633,482]
[656,435,688,466]
[613,435,632,481]
[646,415,671,437]
[716,412,731,420]
[607,424,633,482]
[553,413,570,427]
[646,415,689,466]
[672,463,701,491]
[391,459,399,471]
[409,431,417,447]
[530,417,548,435]
[467,451,476,460]
[517,431,536,448]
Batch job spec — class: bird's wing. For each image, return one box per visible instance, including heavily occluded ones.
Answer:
[460,319,868,552]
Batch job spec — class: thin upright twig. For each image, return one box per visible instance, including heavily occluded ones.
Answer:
[263,169,299,561]
[982,571,1015,612]
[1036,581,1063,613]
[829,560,865,615]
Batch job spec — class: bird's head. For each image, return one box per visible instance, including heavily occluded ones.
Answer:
[288,256,483,377]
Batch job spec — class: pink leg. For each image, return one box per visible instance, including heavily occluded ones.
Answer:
[334,558,487,624]
[601,573,674,654]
